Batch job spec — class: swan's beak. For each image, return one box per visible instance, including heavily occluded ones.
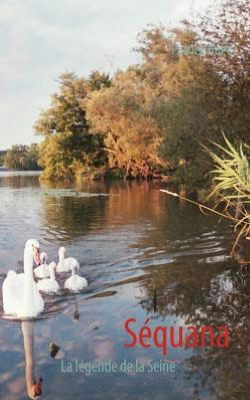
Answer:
[33,378,43,398]
[33,247,41,266]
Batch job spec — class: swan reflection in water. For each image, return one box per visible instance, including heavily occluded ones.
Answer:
[21,320,43,399]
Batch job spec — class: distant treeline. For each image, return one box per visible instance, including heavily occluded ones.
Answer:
[0,151,6,167]
[31,0,250,184]
[3,144,41,170]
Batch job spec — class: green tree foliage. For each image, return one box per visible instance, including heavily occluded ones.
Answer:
[4,144,40,170]
[35,72,111,179]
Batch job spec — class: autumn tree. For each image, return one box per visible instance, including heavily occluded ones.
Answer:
[86,24,227,183]
[136,11,249,185]
[86,25,201,179]
[85,66,165,179]
[199,0,250,142]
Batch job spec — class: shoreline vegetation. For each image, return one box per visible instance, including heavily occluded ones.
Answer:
[2,0,249,192]
[1,145,41,171]
[161,134,250,264]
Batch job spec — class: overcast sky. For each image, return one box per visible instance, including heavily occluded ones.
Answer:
[0,0,212,149]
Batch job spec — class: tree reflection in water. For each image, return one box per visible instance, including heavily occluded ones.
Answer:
[136,263,250,400]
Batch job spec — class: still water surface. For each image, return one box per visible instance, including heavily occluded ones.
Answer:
[0,172,249,400]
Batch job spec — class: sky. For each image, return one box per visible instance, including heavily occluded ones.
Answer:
[0,0,212,149]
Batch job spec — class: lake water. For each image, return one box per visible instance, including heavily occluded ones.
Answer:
[0,172,249,400]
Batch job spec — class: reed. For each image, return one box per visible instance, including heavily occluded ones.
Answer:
[202,132,250,202]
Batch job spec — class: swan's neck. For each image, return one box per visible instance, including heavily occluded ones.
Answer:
[24,250,34,281]
[50,268,56,281]
[59,252,64,265]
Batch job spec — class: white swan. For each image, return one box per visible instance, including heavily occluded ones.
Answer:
[37,262,60,294]
[64,265,88,292]
[2,239,44,318]
[34,252,50,279]
[56,247,79,273]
